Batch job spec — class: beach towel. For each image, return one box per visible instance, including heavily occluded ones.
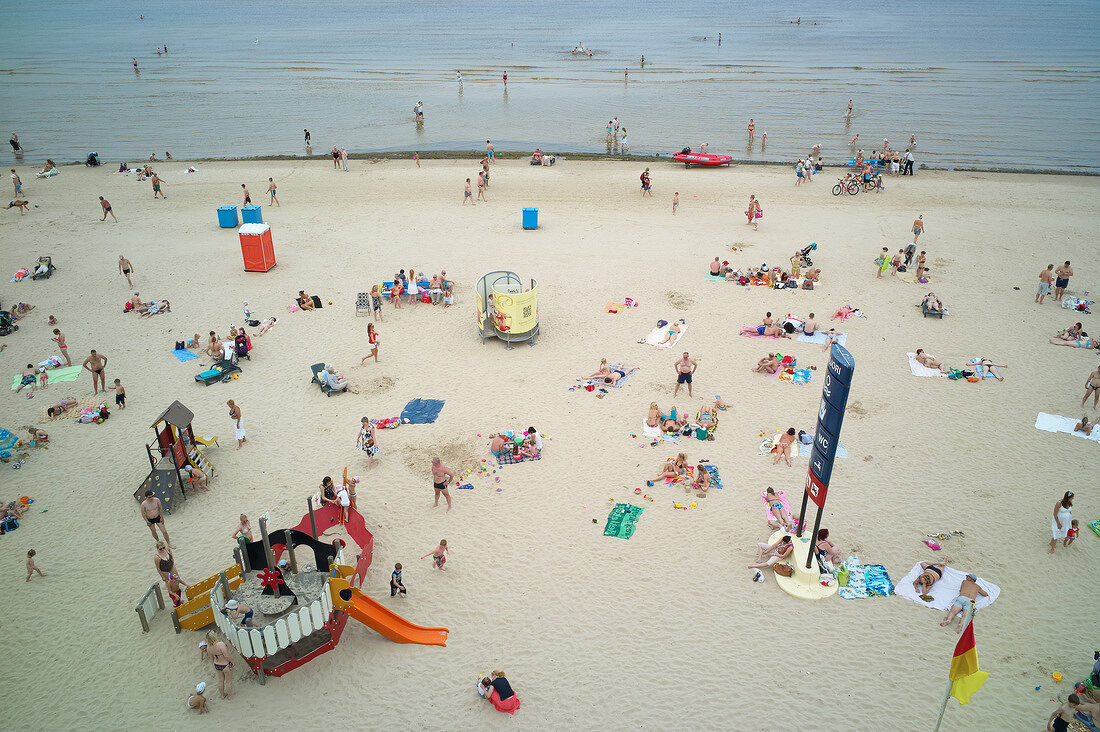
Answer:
[797,435,849,459]
[1034,413,1100,444]
[1061,296,1094,314]
[400,398,445,424]
[796,331,847,347]
[907,352,947,378]
[837,557,895,599]
[967,358,1001,380]
[39,396,108,422]
[895,563,1001,611]
[603,503,644,539]
[642,322,687,349]
[1090,519,1100,538]
[640,419,680,442]
[791,368,812,384]
[605,301,625,313]
[172,349,198,362]
[702,464,723,489]
[11,365,82,390]
[497,450,540,466]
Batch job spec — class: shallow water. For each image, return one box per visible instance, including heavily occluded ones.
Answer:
[1,0,1097,170]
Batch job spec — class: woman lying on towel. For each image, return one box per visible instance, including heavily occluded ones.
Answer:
[138,300,170,317]
[657,320,684,345]
[1049,336,1099,349]
[46,398,79,418]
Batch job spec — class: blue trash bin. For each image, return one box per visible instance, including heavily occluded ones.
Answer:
[522,207,539,230]
[217,206,239,228]
[241,205,263,224]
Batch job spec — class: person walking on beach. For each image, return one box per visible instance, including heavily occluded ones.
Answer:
[119,254,134,288]
[1036,264,1054,304]
[227,399,245,449]
[357,416,378,469]
[464,178,473,205]
[431,457,455,511]
[340,147,349,172]
[151,171,166,199]
[82,349,107,393]
[266,177,279,206]
[1082,366,1100,408]
[361,323,379,363]
[752,197,763,230]
[390,563,407,596]
[99,196,117,222]
[672,191,679,214]
[205,631,234,699]
[241,184,251,206]
[673,352,697,398]
[486,140,494,163]
[640,167,651,196]
[1054,261,1073,302]
[51,328,71,366]
[911,215,924,242]
[421,539,449,568]
[1050,491,1073,554]
[477,171,488,201]
[141,489,172,545]
[11,169,22,196]
[26,549,46,581]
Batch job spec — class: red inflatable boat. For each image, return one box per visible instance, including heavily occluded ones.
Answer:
[671,150,733,167]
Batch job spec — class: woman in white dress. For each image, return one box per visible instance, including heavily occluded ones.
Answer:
[356,416,378,470]
[1050,491,1073,554]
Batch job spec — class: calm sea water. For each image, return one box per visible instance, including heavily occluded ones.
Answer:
[1,0,1097,171]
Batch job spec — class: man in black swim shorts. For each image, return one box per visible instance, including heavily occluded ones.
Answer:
[430,457,455,512]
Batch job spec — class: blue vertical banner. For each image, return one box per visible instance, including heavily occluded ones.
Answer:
[807,344,854,508]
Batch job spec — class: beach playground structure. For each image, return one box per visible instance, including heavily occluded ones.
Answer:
[132,401,218,513]
[156,500,447,682]
[475,270,539,348]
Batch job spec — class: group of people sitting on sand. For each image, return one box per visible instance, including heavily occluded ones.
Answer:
[530,148,556,166]
[710,256,821,289]
[126,292,170,317]
[645,398,724,437]
[489,428,542,462]
[383,269,455,309]
[193,326,252,363]
[647,452,713,496]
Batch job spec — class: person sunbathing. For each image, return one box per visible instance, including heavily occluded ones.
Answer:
[1073,415,1095,436]
[763,487,793,530]
[297,291,315,311]
[914,349,949,373]
[646,403,661,428]
[922,292,942,312]
[741,324,790,338]
[657,320,683,345]
[974,357,1005,381]
[820,328,843,352]
[697,403,716,428]
[589,359,612,378]
[602,364,636,386]
[832,305,855,319]
[1049,335,1098,349]
[139,300,170,317]
[1062,322,1084,340]
[748,535,794,569]
[804,267,821,282]
[255,317,278,335]
[912,560,946,600]
[3,199,29,215]
[46,398,79,418]
[752,353,781,374]
[36,159,56,177]
[816,528,843,564]
[489,433,508,458]
[652,453,688,482]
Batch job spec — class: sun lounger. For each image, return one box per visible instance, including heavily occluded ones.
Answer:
[310,362,347,396]
[194,360,241,386]
[922,301,944,318]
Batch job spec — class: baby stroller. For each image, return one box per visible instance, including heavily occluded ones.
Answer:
[0,310,18,337]
[797,242,817,267]
[234,334,250,361]
[85,152,100,167]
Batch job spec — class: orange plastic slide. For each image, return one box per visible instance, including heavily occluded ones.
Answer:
[343,587,449,646]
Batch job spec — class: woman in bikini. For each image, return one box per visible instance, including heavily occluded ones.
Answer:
[913,560,946,600]
[154,541,180,585]
[657,320,682,345]
[652,453,688,482]
[748,535,793,569]
[205,631,234,699]
[646,402,661,429]
[816,528,843,564]
[975,357,1006,381]
[764,487,792,530]
[46,398,79,418]
[690,464,711,495]
[1049,335,1099,349]
[589,359,612,378]
[232,514,253,542]
[773,428,796,466]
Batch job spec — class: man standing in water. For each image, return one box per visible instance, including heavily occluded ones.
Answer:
[9,133,21,152]
[431,457,455,511]
[83,349,108,394]
[1054,261,1073,302]
[846,99,853,118]
[304,129,311,146]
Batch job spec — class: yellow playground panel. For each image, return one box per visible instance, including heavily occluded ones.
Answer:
[175,564,244,631]
[475,271,539,349]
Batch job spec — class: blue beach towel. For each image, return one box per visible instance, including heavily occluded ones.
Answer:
[796,331,847,347]
[400,398,445,424]
[702,464,723,489]
[172,349,199,362]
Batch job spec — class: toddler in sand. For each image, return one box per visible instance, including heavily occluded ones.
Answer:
[26,549,46,581]
[1064,519,1079,547]
[421,539,449,569]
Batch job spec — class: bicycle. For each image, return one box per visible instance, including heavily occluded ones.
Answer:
[832,176,859,196]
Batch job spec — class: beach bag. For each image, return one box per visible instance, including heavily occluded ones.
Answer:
[175,341,185,350]
[695,427,708,441]
[247,319,260,327]
[837,566,850,586]
[773,563,793,577]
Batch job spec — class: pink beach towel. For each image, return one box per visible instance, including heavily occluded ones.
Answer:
[761,489,800,529]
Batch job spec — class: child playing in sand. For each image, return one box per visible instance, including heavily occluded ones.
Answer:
[691,464,710,495]
[672,191,679,214]
[23,425,48,447]
[1065,519,1079,547]
[15,364,37,394]
[108,378,126,409]
[39,370,48,391]
[390,563,407,596]
[421,540,449,569]
[442,283,454,308]
[26,549,45,581]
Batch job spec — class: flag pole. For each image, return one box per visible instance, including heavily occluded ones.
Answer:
[933,605,975,732]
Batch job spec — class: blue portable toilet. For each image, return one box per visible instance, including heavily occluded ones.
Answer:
[241,205,263,224]
[522,207,539,230]
[217,206,239,228]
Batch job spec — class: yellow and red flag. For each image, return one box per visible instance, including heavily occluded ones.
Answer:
[948,621,989,704]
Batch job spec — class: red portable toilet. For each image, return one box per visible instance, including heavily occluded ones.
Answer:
[239,223,276,272]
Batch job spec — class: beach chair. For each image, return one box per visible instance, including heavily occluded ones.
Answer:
[194,360,241,386]
[31,256,56,280]
[310,362,347,397]
[355,292,371,317]
[921,300,944,318]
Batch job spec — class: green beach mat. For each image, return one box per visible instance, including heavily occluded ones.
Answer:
[603,503,644,539]
[11,365,82,390]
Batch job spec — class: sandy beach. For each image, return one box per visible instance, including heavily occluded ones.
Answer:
[2,157,1098,730]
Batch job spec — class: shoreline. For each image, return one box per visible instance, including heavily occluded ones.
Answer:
[40,151,1099,177]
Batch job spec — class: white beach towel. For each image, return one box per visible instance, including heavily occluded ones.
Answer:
[797,331,847,346]
[895,563,1000,611]
[907,352,946,378]
[641,419,661,438]
[1034,413,1100,443]
[642,322,687,349]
